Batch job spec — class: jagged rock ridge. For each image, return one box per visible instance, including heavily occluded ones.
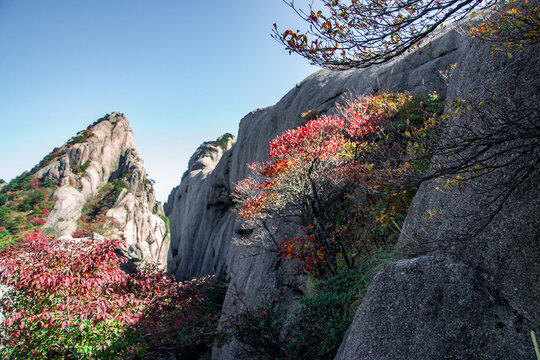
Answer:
[36,113,169,265]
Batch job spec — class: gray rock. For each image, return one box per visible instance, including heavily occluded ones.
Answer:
[165,134,236,278]
[335,255,535,360]
[336,26,539,360]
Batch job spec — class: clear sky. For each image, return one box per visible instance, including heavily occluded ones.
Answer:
[0,0,317,202]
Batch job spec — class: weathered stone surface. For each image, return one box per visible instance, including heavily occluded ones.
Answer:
[336,28,539,360]
[165,134,236,278]
[164,26,472,359]
[335,255,535,360]
[40,113,169,265]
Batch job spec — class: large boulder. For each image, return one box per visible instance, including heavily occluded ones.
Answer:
[336,255,534,360]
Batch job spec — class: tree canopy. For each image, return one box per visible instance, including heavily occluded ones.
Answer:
[273,0,495,68]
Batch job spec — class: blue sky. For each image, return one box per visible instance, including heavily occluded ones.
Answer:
[0,0,317,201]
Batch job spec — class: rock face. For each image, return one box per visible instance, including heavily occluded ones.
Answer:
[335,255,535,360]
[165,134,236,277]
[335,32,539,360]
[38,113,169,265]
[165,26,477,359]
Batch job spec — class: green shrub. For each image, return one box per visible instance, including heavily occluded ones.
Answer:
[66,130,93,147]
[0,193,8,207]
[208,133,234,151]
[0,173,57,245]
[4,172,33,192]
[230,242,398,360]
[70,160,91,175]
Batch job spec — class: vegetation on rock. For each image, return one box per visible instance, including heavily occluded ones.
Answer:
[207,133,235,152]
[233,92,442,276]
[230,91,444,357]
[0,173,58,248]
[228,243,397,360]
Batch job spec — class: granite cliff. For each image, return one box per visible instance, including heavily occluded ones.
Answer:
[165,21,538,360]
[335,29,539,360]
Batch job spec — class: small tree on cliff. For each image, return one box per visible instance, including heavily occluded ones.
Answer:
[272,0,491,68]
[233,93,442,276]
[272,0,539,69]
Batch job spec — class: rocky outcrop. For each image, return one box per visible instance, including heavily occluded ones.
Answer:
[38,113,169,265]
[165,26,473,359]
[335,255,534,360]
[335,31,539,360]
[165,134,236,277]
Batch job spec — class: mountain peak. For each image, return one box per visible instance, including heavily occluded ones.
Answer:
[17,113,170,265]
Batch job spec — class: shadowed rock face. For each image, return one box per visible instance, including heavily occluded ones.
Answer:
[165,26,476,359]
[38,113,169,265]
[164,134,236,279]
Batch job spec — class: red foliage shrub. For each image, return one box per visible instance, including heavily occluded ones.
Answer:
[0,231,223,358]
[234,93,439,275]
[33,218,46,226]
[278,226,326,272]
[71,228,93,238]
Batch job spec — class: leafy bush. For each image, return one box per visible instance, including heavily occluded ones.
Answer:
[229,92,444,359]
[0,232,226,359]
[71,228,93,238]
[233,92,442,276]
[207,133,234,151]
[0,194,8,207]
[230,243,397,359]
[78,215,121,239]
[31,149,66,173]
[228,269,364,360]
[0,226,10,248]
[66,130,93,147]
[70,160,91,175]
[80,179,127,223]
[229,302,290,360]
[4,172,34,192]
[0,174,57,246]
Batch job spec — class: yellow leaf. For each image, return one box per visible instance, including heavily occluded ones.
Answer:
[471,11,476,18]
[507,52,512,58]
[405,130,412,137]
